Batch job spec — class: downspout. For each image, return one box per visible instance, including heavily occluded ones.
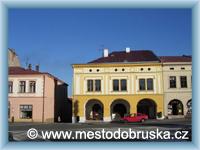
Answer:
[42,75,45,122]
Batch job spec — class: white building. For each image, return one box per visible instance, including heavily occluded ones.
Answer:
[160,56,192,119]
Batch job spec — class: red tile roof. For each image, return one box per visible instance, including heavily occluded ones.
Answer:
[9,67,43,75]
[88,50,160,64]
[159,56,192,63]
[9,67,67,85]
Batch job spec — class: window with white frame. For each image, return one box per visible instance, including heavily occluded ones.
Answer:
[19,81,26,93]
[8,81,13,93]
[95,80,101,92]
[87,80,93,92]
[180,76,187,88]
[169,76,176,88]
[8,102,10,118]
[29,81,36,93]
[147,78,154,90]
[121,79,127,91]
[112,79,127,92]
[139,78,154,91]
[139,79,146,91]
[87,79,101,92]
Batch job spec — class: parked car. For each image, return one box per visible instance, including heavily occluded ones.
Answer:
[122,113,148,122]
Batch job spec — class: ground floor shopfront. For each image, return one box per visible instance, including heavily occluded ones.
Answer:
[73,95,164,122]
[164,93,192,119]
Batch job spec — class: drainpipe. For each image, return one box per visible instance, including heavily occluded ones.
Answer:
[42,75,45,122]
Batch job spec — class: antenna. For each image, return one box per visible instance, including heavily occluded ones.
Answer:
[97,44,105,52]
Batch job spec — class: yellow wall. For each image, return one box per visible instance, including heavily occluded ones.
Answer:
[72,63,164,120]
[73,95,164,118]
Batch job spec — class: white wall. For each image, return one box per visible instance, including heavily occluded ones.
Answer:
[162,63,192,116]
[8,75,44,97]
[73,65,163,95]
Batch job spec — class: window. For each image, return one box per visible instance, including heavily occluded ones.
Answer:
[89,69,92,72]
[113,80,119,91]
[19,81,26,93]
[113,79,127,91]
[147,78,154,90]
[139,79,146,90]
[169,76,176,88]
[180,76,187,88]
[87,79,101,92]
[170,67,174,70]
[121,79,127,91]
[140,68,144,71]
[8,81,13,93]
[20,105,32,119]
[181,67,185,70]
[29,81,36,93]
[139,78,154,91]
[95,80,101,91]
[8,102,10,118]
[87,80,93,92]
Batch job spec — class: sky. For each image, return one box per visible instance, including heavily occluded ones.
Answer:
[8,8,192,96]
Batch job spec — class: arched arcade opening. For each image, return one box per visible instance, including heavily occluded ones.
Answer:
[110,99,130,120]
[137,99,157,119]
[85,99,104,120]
[168,99,184,115]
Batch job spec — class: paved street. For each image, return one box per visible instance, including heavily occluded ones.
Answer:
[9,118,191,142]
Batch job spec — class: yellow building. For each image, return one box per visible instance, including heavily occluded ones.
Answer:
[72,48,164,122]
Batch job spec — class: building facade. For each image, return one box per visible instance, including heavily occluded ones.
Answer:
[8,66,71,122]
[8,48,20,67]
[72,48,164,122]
[160,56,192,118]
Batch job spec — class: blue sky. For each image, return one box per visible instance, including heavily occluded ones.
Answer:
[8,8,192,96]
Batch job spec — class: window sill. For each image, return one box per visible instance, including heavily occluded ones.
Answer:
[17,92,36,94]
[137,90,154,92]
[86,91,102,93]
[111,91,128,92]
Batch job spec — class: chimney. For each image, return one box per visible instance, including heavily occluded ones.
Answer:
[28,64,32,70]
[35,64,39,72]
[103,48,109,57]
[125,47,131,53]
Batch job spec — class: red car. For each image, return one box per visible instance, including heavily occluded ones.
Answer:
[122,113,148,122]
